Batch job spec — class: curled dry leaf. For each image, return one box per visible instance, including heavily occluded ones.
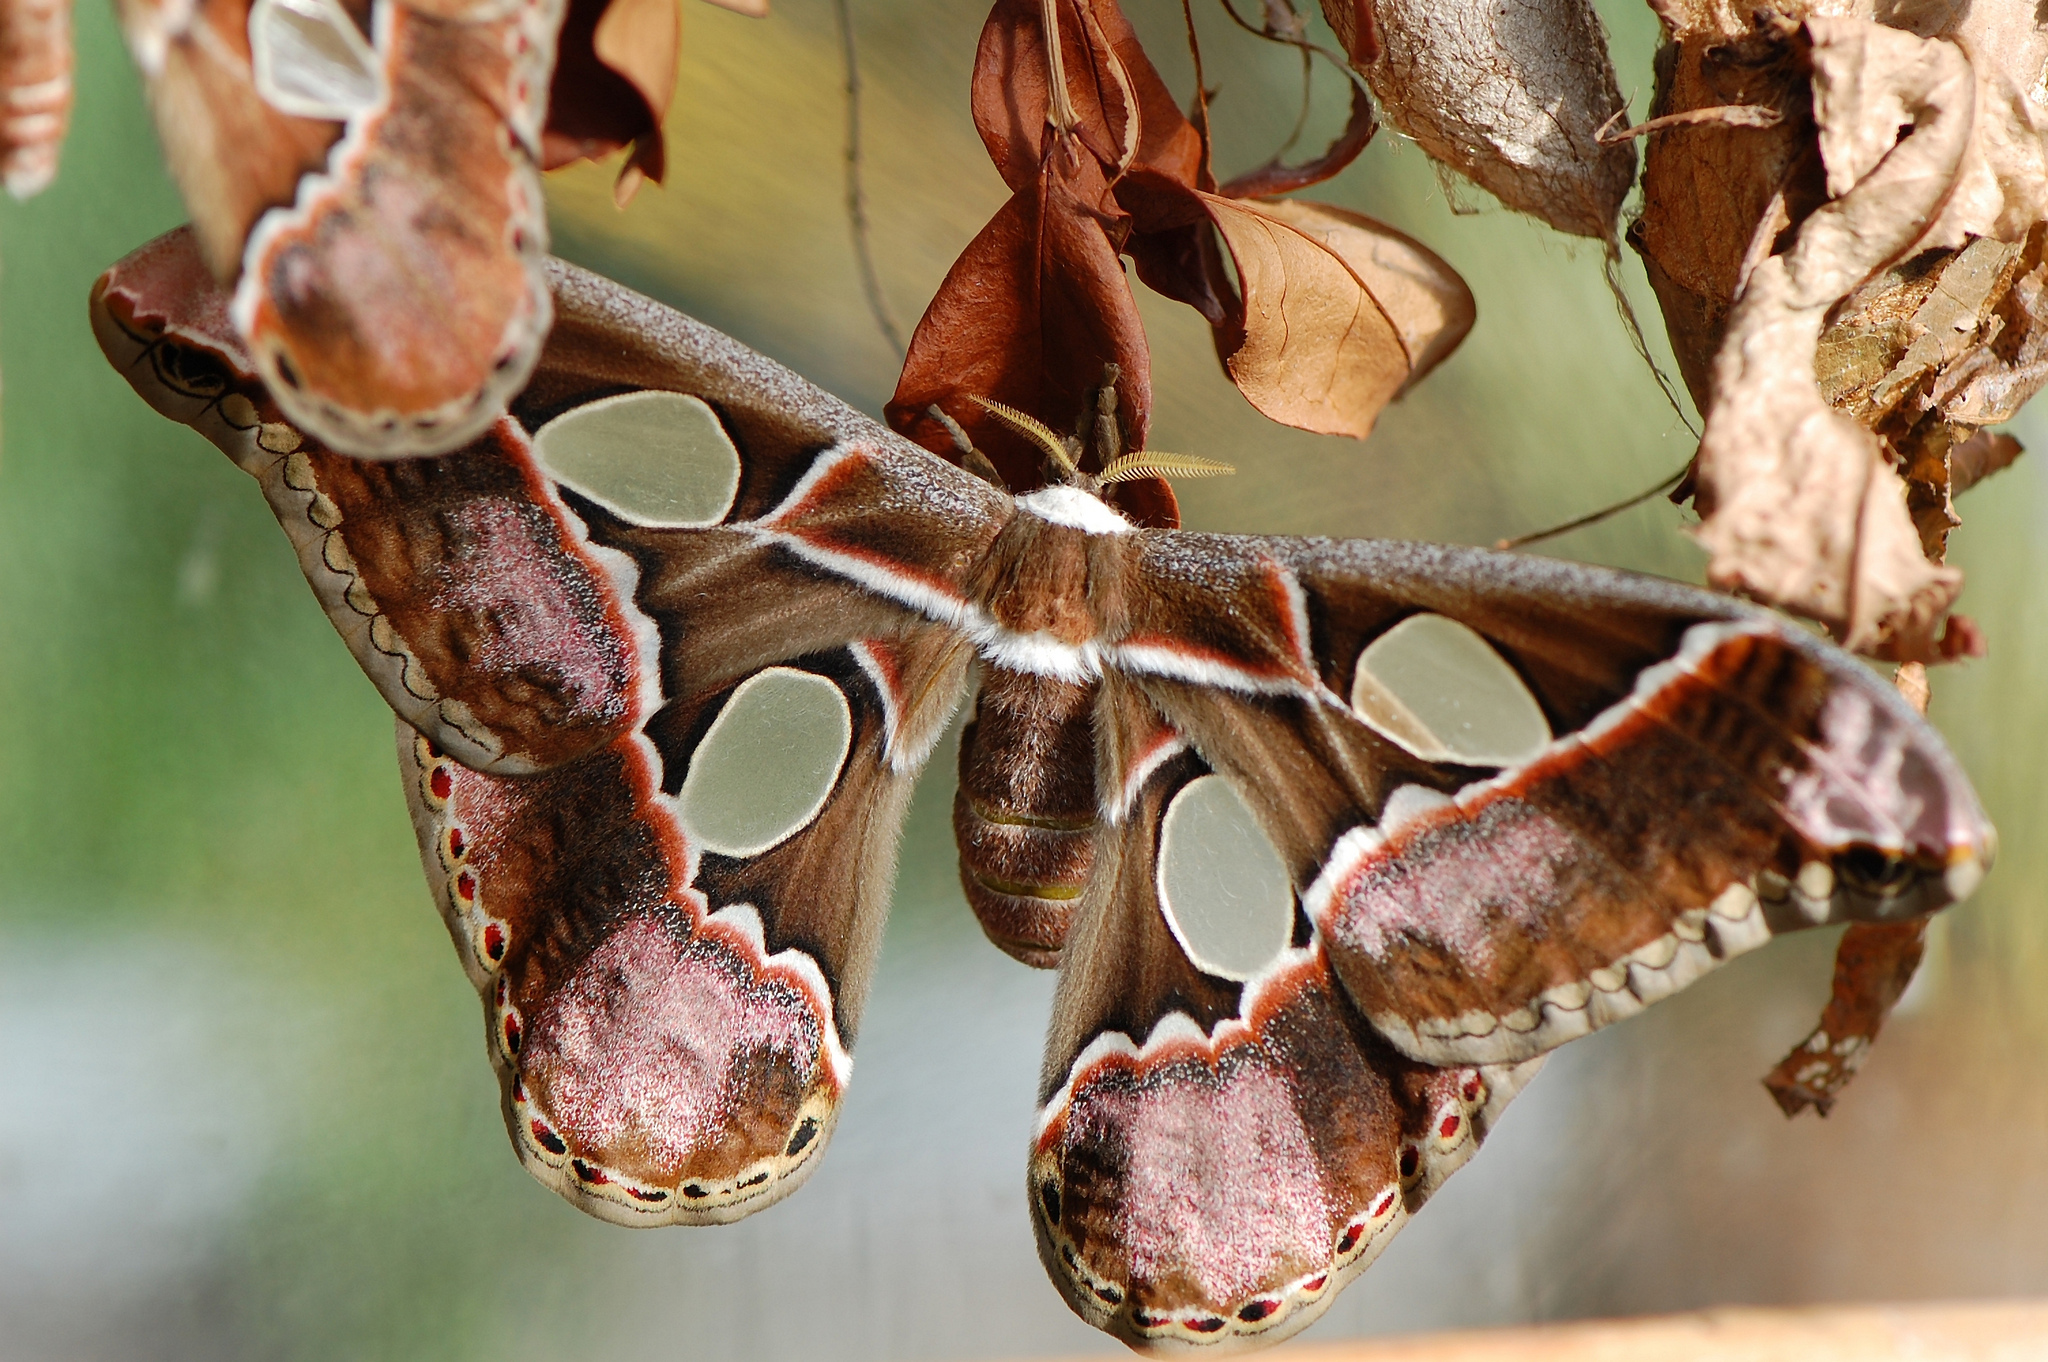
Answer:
[1630,7,1818,407]
[1763,918,1928,1118]
[1252,199,1473,394]
[0,0,73,198]
[891,0,1472,517]
[1209,197,1472,437]
[1638,3,2048,404]
[1319,0,1635,242]
[1692,18,1986,660]
[888,0,1176,523]
[1643,3,2046,1117]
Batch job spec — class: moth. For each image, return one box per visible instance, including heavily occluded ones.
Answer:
[93,226,1993,1355]
[111,0,682,458]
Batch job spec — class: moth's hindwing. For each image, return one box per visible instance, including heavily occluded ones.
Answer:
[396,626,969,1223]
[1033,686,1542,1351]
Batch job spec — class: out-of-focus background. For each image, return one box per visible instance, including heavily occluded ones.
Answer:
[2,2,2043,1359]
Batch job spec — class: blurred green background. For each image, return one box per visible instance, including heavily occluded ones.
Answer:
[3,1,2044,1358]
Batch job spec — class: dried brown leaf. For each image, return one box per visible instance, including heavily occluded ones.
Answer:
[891,0,1227,525]
[1215,80,1375,201]
[887,137,1157,508]
[893,0,1455,522]
[1203,195,1408,439]
[1692,17,1990,658]
[1947,429,2023,496]
[1321,0,1635,241]
[1936,252,2048,425]
[543,0,679,199]
[1806,17,2046,256]
[1251,198,1475,394]
[1764,919,1927,1118]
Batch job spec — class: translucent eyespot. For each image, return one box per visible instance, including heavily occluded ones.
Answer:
[533,390,743,529]
[249,0,384,121]
[1156,774,1293,981]
[677,668,853,858]
[1349,614,1551,767]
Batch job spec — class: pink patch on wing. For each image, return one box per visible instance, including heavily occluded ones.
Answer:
[425,487,636,724]
[1066,1060,1331,1307]
[1322,798,1578,972]
[1780,680,1985,856]
[521,915,824,1175]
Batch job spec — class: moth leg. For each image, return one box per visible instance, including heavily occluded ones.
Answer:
[1764,919,1929,1117]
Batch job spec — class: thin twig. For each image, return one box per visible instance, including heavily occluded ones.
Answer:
[833,0,904,355]
[1214,0,1364,92]
[1181,0,1211,146]
[1605,254,1699,438]
[1596,103,1782,145]
[1494,463,1689,550]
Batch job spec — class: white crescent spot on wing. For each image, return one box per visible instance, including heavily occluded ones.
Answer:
[677,667,852,858]
[535,390,744,529]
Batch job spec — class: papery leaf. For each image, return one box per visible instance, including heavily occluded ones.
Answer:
[1201,195,1409,440]
[1948,429,2024,496]
[1320,0,1633,242]
[971,0,1131,192]
[886,138,1153,497]
[894,0,1183,524]
[1120,170,1232,323]
[1693,18,1976,659]
[543,0,679,200]
[1764,920,1927,1118]
[896,0,1455,525]
[1251,197,1474,395]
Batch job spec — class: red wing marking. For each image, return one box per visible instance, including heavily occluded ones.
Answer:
[850,639,906,759]
[1106,723,1188,825]
[753,446,979,626]
[1262,556,1318,678]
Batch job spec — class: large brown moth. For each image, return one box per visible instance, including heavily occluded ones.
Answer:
[92,226,1994,1356]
